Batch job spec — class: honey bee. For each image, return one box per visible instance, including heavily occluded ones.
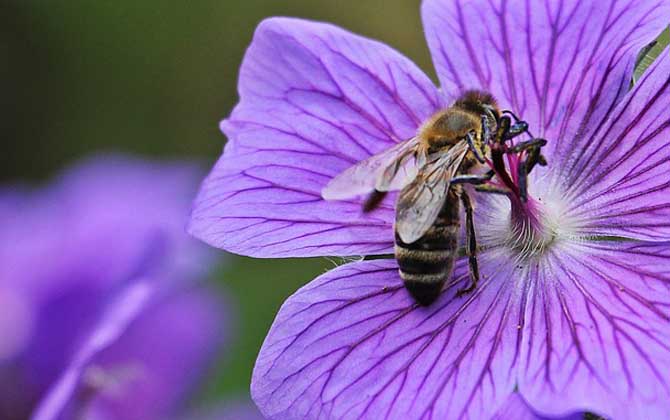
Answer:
[323,90,540,306]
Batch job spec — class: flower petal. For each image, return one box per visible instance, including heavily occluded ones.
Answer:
[33,281,225,420]
[492,393,582,420]
[33,279,154,420]
[84,287,225,420]
[518,241,670,419]
[189,17,441,257]
[559,49,670,241]
[422,0,669,167]
[180,400,263,420]
[252,257,524,419]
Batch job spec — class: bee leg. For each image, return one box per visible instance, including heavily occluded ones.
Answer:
[491,117,514,179]
[506,121,529,140]
[501,109,522,121]
[505,138,547,154]
[480,114,492,149]
[466,131,486,163]
[517,143,551,202]
[493,116,511,145]
[525,146,548,175]
[451,171,494,185]
[505,137,549,202]
[451,172,510,194]
[501,110,531,140]
[475,185,511,195]
[457,190,479,297]
[518,158,530,202]
[363,190,388,213]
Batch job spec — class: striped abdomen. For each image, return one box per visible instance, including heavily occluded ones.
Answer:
[395,190,460,306]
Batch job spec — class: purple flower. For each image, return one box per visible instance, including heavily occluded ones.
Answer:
[492,393,581,420]
[0,156,225,420]
[189,1,670,418]
[180,400,266,420]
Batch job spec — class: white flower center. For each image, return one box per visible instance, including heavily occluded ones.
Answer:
[478,179,581,262]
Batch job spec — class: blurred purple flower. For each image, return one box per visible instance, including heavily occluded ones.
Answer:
[189,0,670,418]
[0,156,226,420]
[180,400,265,420]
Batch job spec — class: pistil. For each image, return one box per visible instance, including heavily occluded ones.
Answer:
[486,137,556,259]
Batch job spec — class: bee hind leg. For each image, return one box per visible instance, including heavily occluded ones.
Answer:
[456,190,479,297]
[363,190,388,213]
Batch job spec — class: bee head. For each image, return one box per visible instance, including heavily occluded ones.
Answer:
[453,90,500,123]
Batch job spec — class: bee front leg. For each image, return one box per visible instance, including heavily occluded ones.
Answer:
[525,146,547,174]
[501,110,530,139]
[465,131,486,163]
[506,121,529,140]
[505,139,549,202]
[490,116,512,181]
[457,190,479,297]
[493,116,511,145]
[505,138,547,154]
[518,158,530,202]
[518,145,549,202]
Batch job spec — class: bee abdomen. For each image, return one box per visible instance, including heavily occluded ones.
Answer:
[395,224,458,306]
[396,224,458,251]
[396,251,451,274]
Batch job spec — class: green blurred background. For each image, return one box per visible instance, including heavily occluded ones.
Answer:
[2,0,668,409]
[1,0,437,407]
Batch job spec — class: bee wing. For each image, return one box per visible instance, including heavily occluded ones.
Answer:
[395,141,469,244]
[322,138,420,200]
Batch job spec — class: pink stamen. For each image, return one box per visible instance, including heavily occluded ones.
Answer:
[506,152,516,183]
[483,142,544,227]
